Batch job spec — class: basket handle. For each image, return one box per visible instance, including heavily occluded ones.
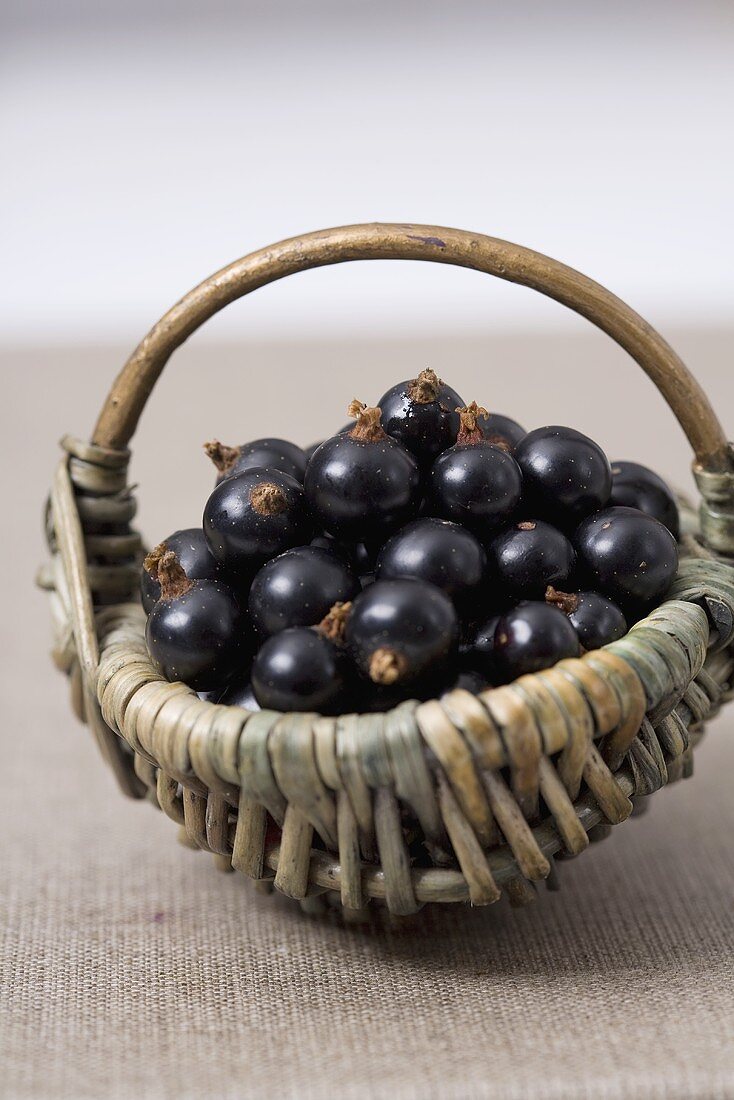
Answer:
[92,222,730,471]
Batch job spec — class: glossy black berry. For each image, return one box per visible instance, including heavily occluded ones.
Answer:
[218,677,260,710]
[376,517,487,610]
[460,615,500,676]
[140,530,220,614]
[145,551,246,691]
[494,602,580,682]
[546,587,627,650]
[345,578,458,687]
[481,412,527,451]
[204,438,308,484]
[352,541,379,572]
[310,534,376,573]
[203,468,314,574]
[377,368,465,466]
[251,626,350,714]
[574,505,678,609]
[304,401,420,541]
[310,533,344,554]
[487,520,576,600]
[610,460,680,539]
[428,403,523,536]
[248,545,360,637]
[304,440,324,461]
[515,425,612,526]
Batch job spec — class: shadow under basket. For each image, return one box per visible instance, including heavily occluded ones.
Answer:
[40,223,734,918]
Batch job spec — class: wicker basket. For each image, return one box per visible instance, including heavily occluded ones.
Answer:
[41,223,734,917]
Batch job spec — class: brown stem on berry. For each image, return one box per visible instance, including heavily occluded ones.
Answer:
[485,434,512,453]
[157,550,194,600]
[408,368,441,404]
[368,647,407,685]
[204,439,240,476]
[545,586,579,615]
[517,521,537,531]
[347,400,387,443]
[317,601,352,644]
[143,541,168,581]
[250,482,287,516]
[456,401,489,445]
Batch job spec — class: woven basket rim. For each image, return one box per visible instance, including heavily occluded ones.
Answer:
[98,589,703,735]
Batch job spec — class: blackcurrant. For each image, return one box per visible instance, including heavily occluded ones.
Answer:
[545,586,627,650]
[494,602,580,682]
[481,411,527,452]
[251,626,350,714]
[376,517,486,611]
[310,533,345,555]
[357,541,381,571]
[345,578,458,687]
[140,529,219,614]
[460,614,500,675]
[203,468,314,575]
[515,425,612,526]
[218,677,261,710]
[574,505,678,609]
[487,519,576,600]
[304,401,420,541]
[304,440,324,461]
[610,460,680,539]
[145,550,246,691]
[204,438,308,484]
[310,534,376,573]
[248,545,360,637]
[428,403,523,536]
[377,368,465,465]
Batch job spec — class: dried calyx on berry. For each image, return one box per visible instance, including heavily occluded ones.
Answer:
[155,549,194,600]
[428,402,523,536]
[346,400,388,442]
[455,401,489,445]
[203,467,315,572]
[377,368,465,465]
[303,399,420,541]
[345,578,458,691]
[204,437,308,485]
[145,550,246,691]
[544,586,580,615]
[248,548,359,638]
[545,585,628,650]
[316,601,352,645]
[140,531,220,615]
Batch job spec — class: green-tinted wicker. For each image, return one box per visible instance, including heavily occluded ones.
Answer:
[40,225,734,915]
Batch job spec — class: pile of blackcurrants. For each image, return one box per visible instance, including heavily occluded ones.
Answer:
[141,369,680,715]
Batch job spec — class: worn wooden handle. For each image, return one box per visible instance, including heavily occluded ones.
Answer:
[92,222,730,471]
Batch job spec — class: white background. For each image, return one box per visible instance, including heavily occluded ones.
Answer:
[3,0,733,343]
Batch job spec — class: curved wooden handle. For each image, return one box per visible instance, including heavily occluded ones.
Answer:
[92,223,730,471]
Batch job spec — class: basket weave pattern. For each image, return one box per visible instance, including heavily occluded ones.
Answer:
[41,225,734,914]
